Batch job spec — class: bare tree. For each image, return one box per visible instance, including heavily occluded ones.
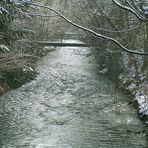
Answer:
[22,0,148,56]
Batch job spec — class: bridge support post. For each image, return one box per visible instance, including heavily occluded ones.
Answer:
[60,34,63,43]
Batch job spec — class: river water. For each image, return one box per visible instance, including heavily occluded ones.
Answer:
[0,40,147,148]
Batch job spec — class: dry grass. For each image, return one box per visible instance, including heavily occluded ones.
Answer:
[0,52,38,95]
[0,52,38,74]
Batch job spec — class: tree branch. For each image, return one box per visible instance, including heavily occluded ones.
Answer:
[112,0,146,21]
[96,22,147,33]
[125,0,145,19]
[26,2,148,56]
[24,12,59,18]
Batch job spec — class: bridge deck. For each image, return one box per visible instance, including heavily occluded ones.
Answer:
[35,41,92,47]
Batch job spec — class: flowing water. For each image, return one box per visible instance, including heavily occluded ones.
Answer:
[0,40,147,148]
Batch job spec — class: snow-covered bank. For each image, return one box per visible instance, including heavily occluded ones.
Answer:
[119,54,148,120]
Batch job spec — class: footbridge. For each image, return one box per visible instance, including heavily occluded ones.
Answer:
[17,32,94,47]
[34,41,92,47]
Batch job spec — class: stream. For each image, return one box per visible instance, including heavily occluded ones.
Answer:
[0,40,147,148]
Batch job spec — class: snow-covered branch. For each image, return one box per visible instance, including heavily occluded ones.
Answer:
[125,0,145,19]
[112,0,146,21]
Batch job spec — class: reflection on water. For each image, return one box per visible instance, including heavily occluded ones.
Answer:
[0,40,147,147]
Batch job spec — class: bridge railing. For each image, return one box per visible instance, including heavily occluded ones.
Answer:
[39,33,86,41]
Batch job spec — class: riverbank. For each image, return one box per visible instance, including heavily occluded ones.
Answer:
[0,42,57,96]
[0,52,38,95]
[118,67,148,142]
[91,45,148,122]
[119,72,148,120]
[118,54,148,122]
